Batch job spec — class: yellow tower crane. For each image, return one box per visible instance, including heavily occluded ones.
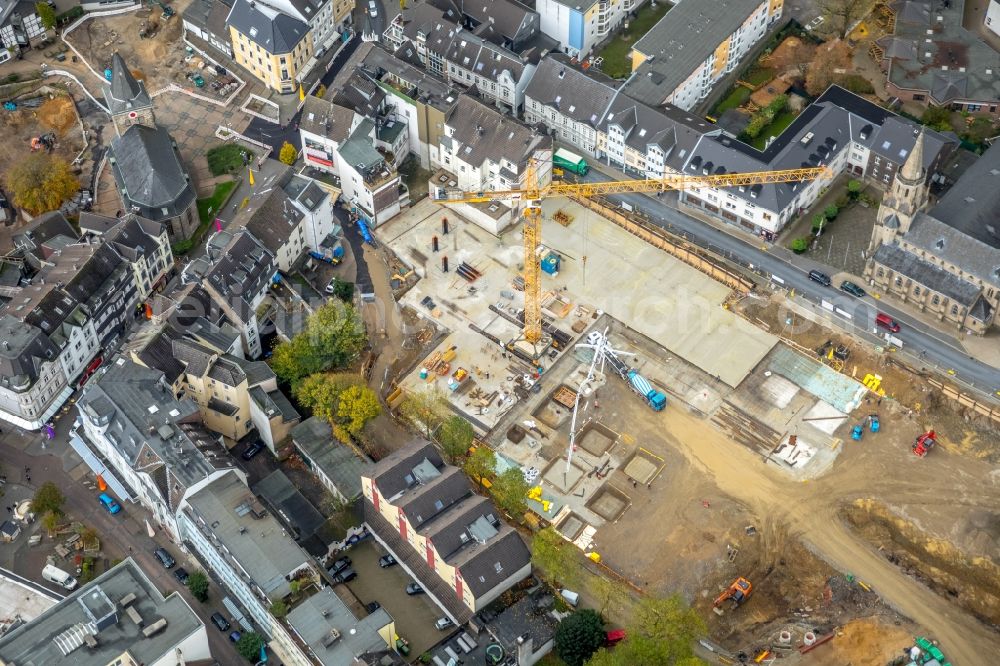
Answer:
[433,158,829,348]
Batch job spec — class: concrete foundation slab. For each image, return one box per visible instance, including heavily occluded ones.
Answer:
[623,456,659,485]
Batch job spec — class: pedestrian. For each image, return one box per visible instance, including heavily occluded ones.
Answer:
[5,506,10,513]
[646,483,651,489]
[25,475,30,483]
[632,480,637,488]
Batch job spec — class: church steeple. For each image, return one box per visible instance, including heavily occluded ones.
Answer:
[898,128,926,185]
[868,128,930,252]
[103,52,155,136]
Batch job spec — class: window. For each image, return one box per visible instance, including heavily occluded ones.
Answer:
[932,295,940,306]
[877,268,885,278]
[895,277,903,287]
[914,286,921,296]
[951,305,959,315]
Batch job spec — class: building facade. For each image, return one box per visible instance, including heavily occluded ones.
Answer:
[227,0,314,93]
[535,0,638,58]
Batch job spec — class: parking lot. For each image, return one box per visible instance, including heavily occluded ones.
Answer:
[341,539,445,656]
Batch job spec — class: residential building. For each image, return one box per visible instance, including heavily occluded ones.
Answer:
[435,94,552,233]
[874,0,1000,114]
[338,117,405,226]
[676,86,954,237]
[432,0,541,52]
[624,0,783,111]
[866,136,1000,333]
[178,471,397,666]
[0,559,210,666]
[535,0,637,58]
[227,0,314,93]
[183,0,236,57]
[0,0,46,56]
[201,230,277,358]
[989,0,1000,38]
[80,213,174,300]
[362,441,532,621]
[333,70,410,171]
[236,176,307,273]
[0,314,72,430]
[75,356,239,540]
[104,54,199,241]
[360,44,457,168]
[15,286,99,391]
[281,170,339,251]
[171,336,300,447]
[256,0,351,54]
[292,416,373,501]
[525,54,619,155]
[300,94,362,172]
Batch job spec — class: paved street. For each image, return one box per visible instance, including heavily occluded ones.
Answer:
[580,168,1000,395]
[0,429,242,665]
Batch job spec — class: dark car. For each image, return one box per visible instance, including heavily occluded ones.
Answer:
[365,601,381,613]
[328,557,351,576]
[406,582,424,595]
[229,631,242,643]
[153,547,176,569]
[241,441,264,460]
[211,612,230,631]
[808,269,832,286]
[378,554,396,568]
[173,567,190,585]
[840,280,866,298]
[332,567,356,584]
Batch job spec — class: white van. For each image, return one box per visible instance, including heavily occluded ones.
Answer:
[42,564,78,591]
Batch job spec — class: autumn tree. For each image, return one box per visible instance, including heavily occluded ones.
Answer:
[398,387,450,438]
[554,609,605,666]
[32,482,65,515]
[337,385,381,435]
[271,301,366,387]
[293,372,363,423]
[463,446,495,489]
[438,415,474,463]
[593,575,629,618]
[491,467,529,518]
[819,0,869,39]
[805,40,853,96]
[279,141,298,165]
[6,154,79,215]
[530,527,579,588]
[41,510,61,535]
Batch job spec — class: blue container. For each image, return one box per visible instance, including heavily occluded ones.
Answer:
[540,252,560,275]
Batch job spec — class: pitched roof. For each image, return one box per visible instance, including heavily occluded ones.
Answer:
[291,417,373,499]
[204,231,276,322]
[525,54,618,129]
[599,90,714,168]
[905,214,1000,288]
[109,125,195,220]
[300,95,357,143]
[226,0,309,54]
[397,467,471,529]
[369,440,444,498]
[872,242,983,305]
[103,52,151,115]
[445,94,550,170]
[235,183,304,254]
[626,0,768,105]
[930,142,1000,249]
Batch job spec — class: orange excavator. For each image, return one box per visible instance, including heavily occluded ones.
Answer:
[713,577,752,614]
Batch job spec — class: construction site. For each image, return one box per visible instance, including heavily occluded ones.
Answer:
[378,182,1000,663]
[0,86,86,190]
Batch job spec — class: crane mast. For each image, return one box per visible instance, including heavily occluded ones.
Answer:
[434,162,830,347]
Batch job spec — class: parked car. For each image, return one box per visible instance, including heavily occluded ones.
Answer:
[435,617,454,631]
[97,492,121,515]
[229,631,242,642]
[876,312,901,333]
[328,557,351,575]
[365,601,381,613]
[173,567,190,585]
[839,280,866,298]
[153,547,176,569]
[405,582,424,595]
[332,567,356,584]
[368,0,377,16]
[808,269,832,286]
[378,554,396,568]
[211,612,231,631]
[241,441,264,460]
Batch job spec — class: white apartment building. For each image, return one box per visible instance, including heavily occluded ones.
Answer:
[624,0,783,111]
[535,0,639,58]
[988,0,1000,38]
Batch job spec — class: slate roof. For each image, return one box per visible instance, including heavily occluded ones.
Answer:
[436,0,537,47]
[339,119,386,173]
[249,384,301,422]
[134,326,186,385]
[110,125,196,221]
[236,183,304,255]
[291,416,372,499]
[446,94,550,170]
[600,89,715,169]
[930,142,1000,249]
[872,242,983,305]
[525,54,619,128]
[457,528,530,596]
[79,212,123,235]
[300,95,357,143]
[879,0,1000,105]
[369,440,444,499]
[398,467,471,529]
[103,52,151,115]
[0,314,59,388]
[226,0,309,54]
[487,590,559,657]
[905,213,1000,288]
[172,338,219,377]
[626,0,767,105]
[443,30,525,82]
[182,0,234,41]
[105,215,163,260]
[205,231,276,323]
[13,211,76,256]
[330,69,387,118]
[360,45,456,111]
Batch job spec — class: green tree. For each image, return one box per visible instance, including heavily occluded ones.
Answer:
[270,301,366,387]
[32,481,65,515]
[329,278,354,302]
[920,105,953,132]
[790,237,809,254]
[554,609,605,666]
[186,570,209,602]
[35,2,56,30]
[293,372,362,423]
[236,631,266,661]
[41,510,61,535]
[337,385,381,435]
[587,595,706,666]
[964,117,997,144]
[824,204,839,220]
[7,154,80,215]
[847,179,862,198]
[491,467,529,518]
[530,527,579,587]
[279,141,298,165]
[463,446,496,489]
[289,579,302,596]
[399,388,450,438]
[811,214,827,234]
[438,415,474,463]
[270,599,289,618]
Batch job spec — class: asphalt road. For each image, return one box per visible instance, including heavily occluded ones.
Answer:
[580,169,1000,395]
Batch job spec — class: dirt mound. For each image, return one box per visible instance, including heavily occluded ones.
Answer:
[37,97,78,137]
[806,618,914,666]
